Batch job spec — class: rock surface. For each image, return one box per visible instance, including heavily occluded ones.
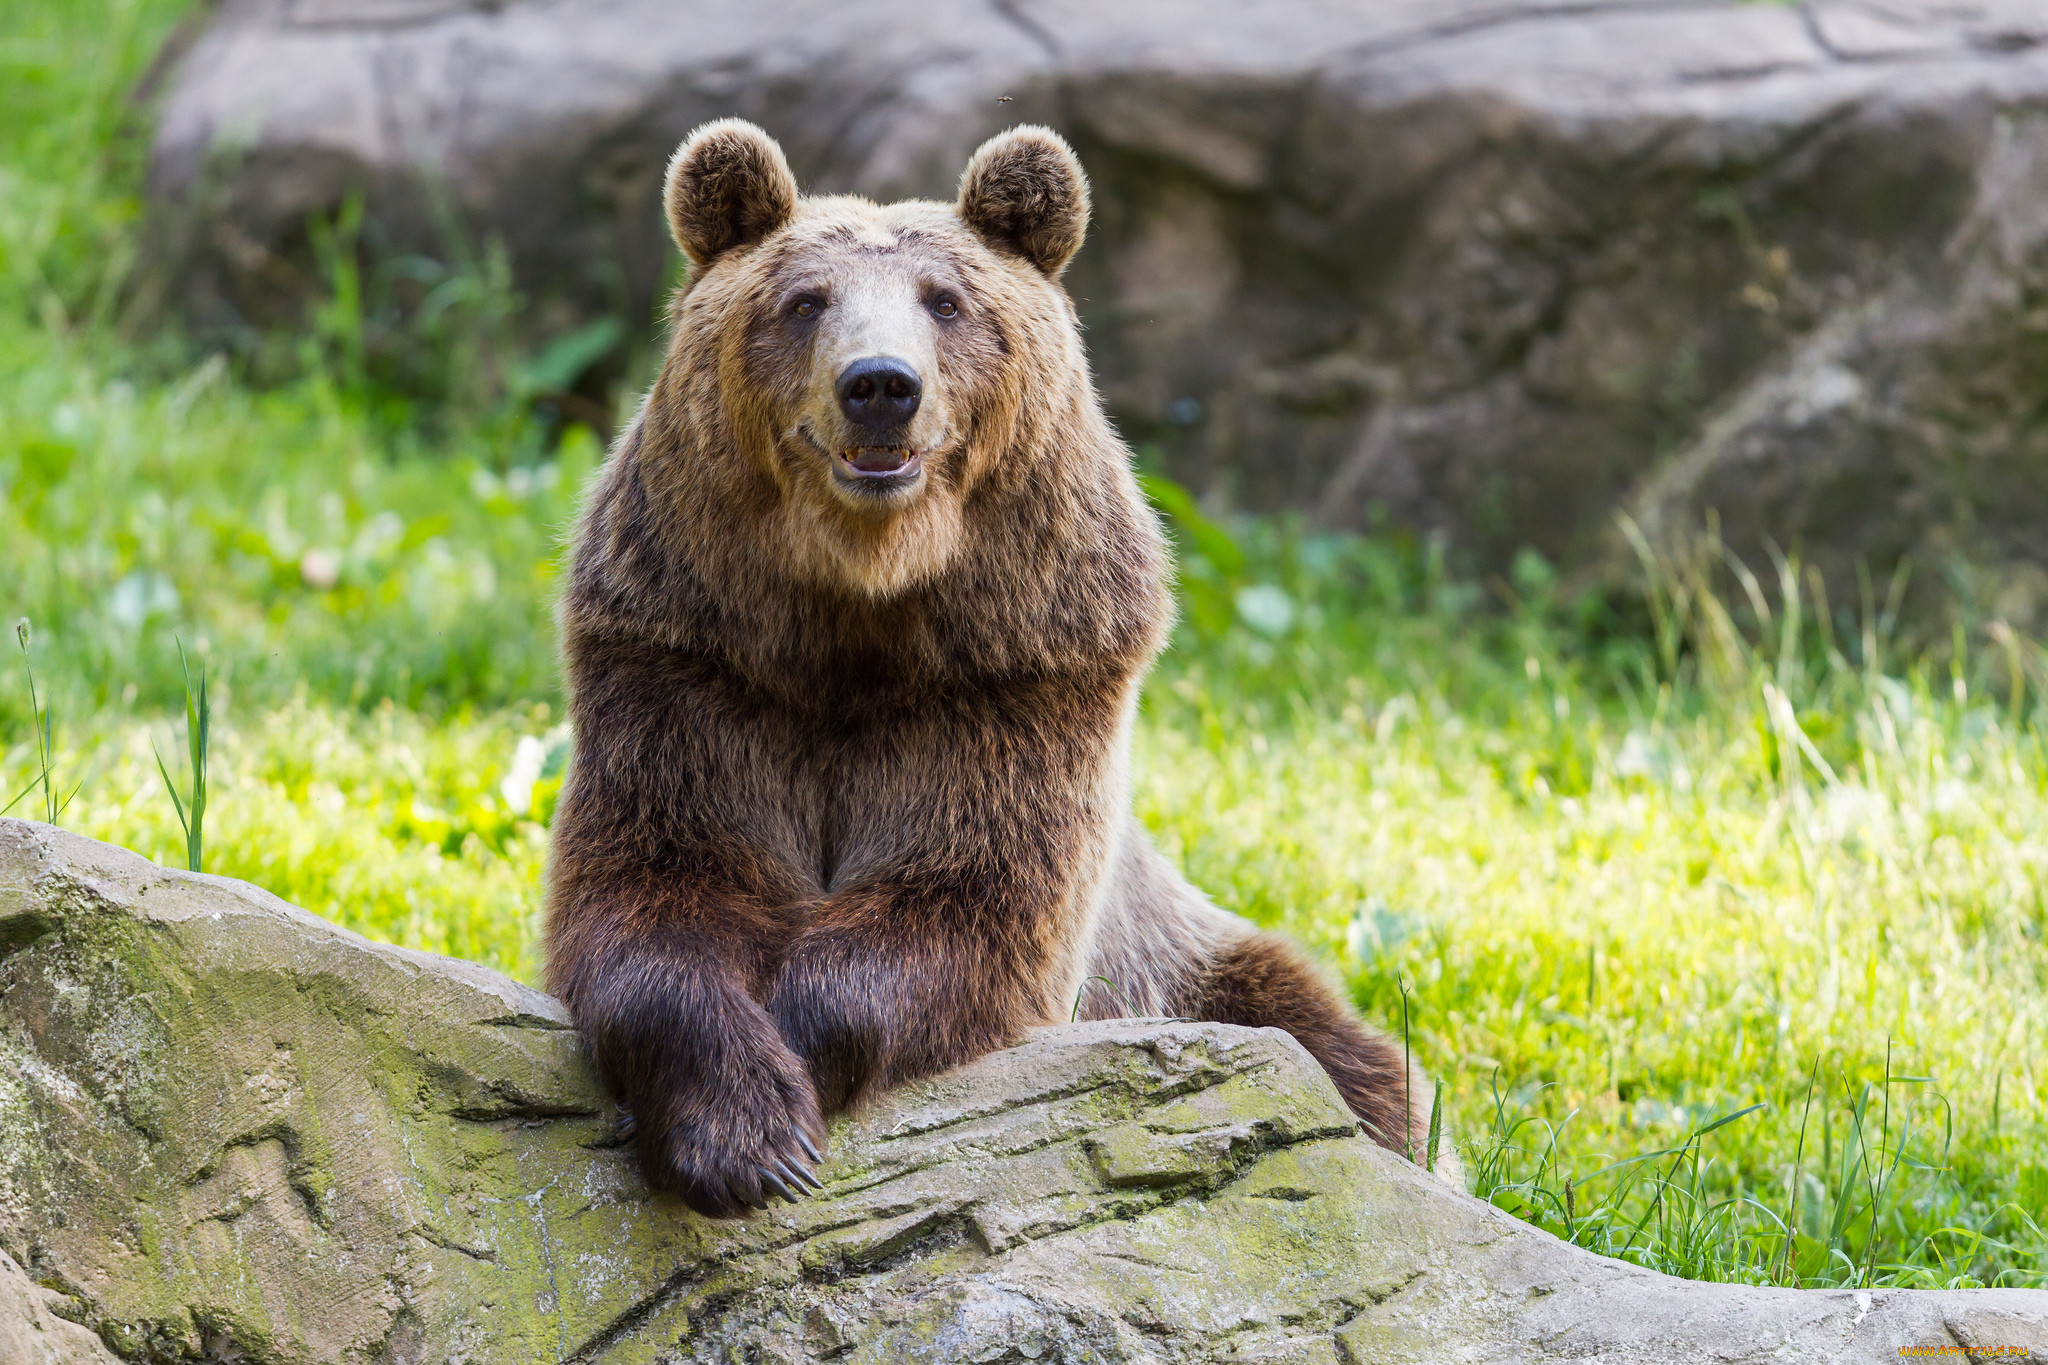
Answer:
[2,816,2044,1362]
[144,0,2048,616]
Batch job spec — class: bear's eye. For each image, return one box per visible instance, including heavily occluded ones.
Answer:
[791,295,822,319]
[930,296,959,319]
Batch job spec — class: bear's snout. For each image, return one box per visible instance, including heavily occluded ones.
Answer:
[835,356,923,434]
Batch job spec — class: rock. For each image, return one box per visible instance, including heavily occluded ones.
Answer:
[0,1248,121,1365]
[142,1,2048,615]
[2,817,2043,1361]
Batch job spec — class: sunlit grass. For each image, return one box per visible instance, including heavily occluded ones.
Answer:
[1127,517,2048,1288]
[22,699,560,982]
[1140,650,2047,1287]
[0,284,598,721]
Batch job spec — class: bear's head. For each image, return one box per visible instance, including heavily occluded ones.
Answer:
[647,119,1101,596]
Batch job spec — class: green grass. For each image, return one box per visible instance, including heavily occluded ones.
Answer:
[1135,521,2048,1287]
[6,0,2047,1291]
[0,0,596,722]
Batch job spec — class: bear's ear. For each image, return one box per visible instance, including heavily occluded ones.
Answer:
[664,119,799,267]
[957,126,1090,278]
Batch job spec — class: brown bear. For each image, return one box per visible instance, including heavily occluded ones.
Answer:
[546,118,1445,1218]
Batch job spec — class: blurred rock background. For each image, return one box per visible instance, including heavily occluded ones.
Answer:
[147,0,2048,629]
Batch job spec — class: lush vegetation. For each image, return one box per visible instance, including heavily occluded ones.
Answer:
[6,0,2046,1291]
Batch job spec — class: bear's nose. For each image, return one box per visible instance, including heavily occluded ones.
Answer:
[835,356,922,433]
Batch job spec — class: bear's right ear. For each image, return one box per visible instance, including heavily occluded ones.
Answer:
[957,126,1090,278]
[663,119,799,267]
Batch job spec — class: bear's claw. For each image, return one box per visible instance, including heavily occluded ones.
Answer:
[758,1165,798,1204]
[646,1105,827,1218]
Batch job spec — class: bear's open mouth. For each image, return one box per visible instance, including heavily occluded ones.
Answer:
[793,425,929,493]
[835,445,921,480]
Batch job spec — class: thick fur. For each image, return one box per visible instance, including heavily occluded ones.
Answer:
[957,126,1090,278]
[664,119,799,267]
[548,121,1445,1219]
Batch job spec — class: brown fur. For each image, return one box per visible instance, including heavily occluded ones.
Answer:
[663,118,799,267]
[957,127,1091,278]
[547,121,1443,1218]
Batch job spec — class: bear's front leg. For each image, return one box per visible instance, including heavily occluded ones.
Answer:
[767,686,1121,1112]
[551,898,825,1218]
[768,873,1064,1113]
[546,637,836,1217]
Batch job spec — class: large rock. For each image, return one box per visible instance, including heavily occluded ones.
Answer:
[1,817,2043,1362]
[144,1,2048,616]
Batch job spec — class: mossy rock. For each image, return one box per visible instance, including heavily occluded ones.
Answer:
[1,819,2042,1362]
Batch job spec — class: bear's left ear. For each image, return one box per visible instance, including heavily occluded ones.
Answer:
[957,126,1090,279]
[664,119,799,267]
